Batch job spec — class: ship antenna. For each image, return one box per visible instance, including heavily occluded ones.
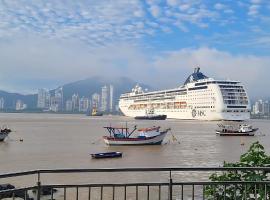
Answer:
[194,67,200,73]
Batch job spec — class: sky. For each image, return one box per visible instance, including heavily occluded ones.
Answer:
[0,0,270,98]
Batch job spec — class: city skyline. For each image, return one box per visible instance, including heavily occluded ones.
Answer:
[0,1,269,97]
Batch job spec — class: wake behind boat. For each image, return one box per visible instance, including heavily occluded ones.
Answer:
[216,124,258,136]
[103,125,170,145]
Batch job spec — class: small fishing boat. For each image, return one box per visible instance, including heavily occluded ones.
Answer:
[91,152,122,159]
[103,125,170,145]
[0,126,12,142]
[135,108,167,120]
[216,124,258,136]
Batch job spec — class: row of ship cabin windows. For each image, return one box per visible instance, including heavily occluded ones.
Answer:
[223,110,250,113]
[224,100,248,105]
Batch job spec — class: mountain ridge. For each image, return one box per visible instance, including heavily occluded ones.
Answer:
[0,76,151,109]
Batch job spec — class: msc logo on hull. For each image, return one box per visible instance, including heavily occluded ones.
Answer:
[192,109,206,118]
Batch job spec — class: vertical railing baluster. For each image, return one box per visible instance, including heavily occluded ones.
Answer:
[158,185,161,200]
[136,186,138,200]
[100,186,103,200]
[51,188,54,200]
[234,184,237,200]
[64,187,66,200]
[244,184,247,200]
[147,185,149,200]
[124,186,126,200]
[224,185,226,200]
[75,187,78,200]
[203,185,205,200]
[264,184,267,200]
[169,171,173,200]
[255,184,257,200]
[181,185,183,200]
[88,187,91,200]
[12,191,15,200]
[112,186,115,200]
[192,184,194,200]
[36,179,41,200]
[24,189,27,200]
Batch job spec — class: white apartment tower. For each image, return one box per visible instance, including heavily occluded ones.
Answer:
[72,94,79,111]
[101,86,108,112]
[54,87,64,111]
[92,93,100,109]
[66,100,73,111]
[37,89,50,109]
[109,84,114,112]
[16,100,27,110]
[0,98,4,109]
[79,97,90,112]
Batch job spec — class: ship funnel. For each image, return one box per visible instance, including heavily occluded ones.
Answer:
[194,67,200,73]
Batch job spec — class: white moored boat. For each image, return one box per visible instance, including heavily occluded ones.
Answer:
[119,67,250,121]
[103,126,170,145]
[216,124,258,136]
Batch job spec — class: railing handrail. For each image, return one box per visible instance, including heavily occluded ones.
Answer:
[0,167,270,179]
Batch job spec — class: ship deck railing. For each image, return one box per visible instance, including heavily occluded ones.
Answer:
[0,167,270,200]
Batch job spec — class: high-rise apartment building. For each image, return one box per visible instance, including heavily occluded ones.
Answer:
[16,100,27,110]
[101,85,108,112]
[37,89,50,109]
[65,100,73,111]
[252,99,270,116]
[79,97,90,112]
[109,84,114,112]
[50,96,59,112]
[72,94,79,111]
[54,87,64,111]
[0,98,4,109]
[92,93,100,109]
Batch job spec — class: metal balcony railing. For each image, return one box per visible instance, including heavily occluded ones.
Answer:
[0,167,269,200]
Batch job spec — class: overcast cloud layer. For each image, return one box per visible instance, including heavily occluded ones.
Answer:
[0,0,270,98]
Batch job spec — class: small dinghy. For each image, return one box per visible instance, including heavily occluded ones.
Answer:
[91,152,122,159]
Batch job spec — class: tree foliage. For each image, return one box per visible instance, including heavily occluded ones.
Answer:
[205,141,270,200]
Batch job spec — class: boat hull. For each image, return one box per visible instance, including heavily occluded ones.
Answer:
[135,115,167,120]
[216,132,255,136]
[0,133,8,141]
[91,152,122,159]
[216,128,257,136]
[103,132,167,146]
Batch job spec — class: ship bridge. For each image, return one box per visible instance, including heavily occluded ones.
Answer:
[184,67,208,85]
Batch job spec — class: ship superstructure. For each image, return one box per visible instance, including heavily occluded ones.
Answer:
[119,68,250,121]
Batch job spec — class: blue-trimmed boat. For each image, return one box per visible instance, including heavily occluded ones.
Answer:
[103,126,170,145]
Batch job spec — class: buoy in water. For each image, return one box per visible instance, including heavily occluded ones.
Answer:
[19,138,23,142]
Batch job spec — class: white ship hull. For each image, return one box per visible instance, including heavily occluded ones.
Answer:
[119,107,250,121]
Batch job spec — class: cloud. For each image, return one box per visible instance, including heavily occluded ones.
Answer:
[0,0,228,44]
[152,48,270,98]
[248,4,260,16]
[0,37,269,98]
[149,5,161,18]
[214,3,226,10]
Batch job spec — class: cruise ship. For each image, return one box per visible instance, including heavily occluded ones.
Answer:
[119,68,250,121]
